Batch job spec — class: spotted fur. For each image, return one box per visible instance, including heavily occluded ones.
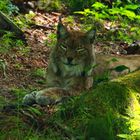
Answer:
[23,21,96,106]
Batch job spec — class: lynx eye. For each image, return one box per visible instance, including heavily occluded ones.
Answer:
[77,48,85,52]
[60,44,67,51]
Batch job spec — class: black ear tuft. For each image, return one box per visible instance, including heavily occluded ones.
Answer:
[57,16,69,40]
[86,28,96,44]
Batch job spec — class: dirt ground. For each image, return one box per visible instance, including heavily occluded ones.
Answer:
[0,11,139,93]
[0,12,60,91]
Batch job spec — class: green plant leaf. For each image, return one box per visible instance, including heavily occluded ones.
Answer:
[110,58,118,62]
[32,68,46,78]
[136,15,140,19]
[125,4,139,10]
[107,58,118,64]
[117,134,130,138]
[121,9,136,19]
[92,2,107,10]
[109,8,121,15]
[113,65,130,73]
[28,107,42,116]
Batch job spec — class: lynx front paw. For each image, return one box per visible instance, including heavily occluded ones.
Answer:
[23,87,68,106]
[23,90,62,106]
[22,91,37,106]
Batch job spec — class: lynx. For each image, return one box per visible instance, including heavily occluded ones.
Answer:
[23,20,140,106]
[23,20,96,106]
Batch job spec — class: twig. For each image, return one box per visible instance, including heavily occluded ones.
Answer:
[31,24,54,30]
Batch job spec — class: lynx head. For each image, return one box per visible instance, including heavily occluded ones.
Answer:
[51,20,96,77]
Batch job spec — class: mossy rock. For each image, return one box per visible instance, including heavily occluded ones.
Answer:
[52,71,140,140]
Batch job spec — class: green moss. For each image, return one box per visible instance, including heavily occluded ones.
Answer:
[0,96,6,108]
[115,71,140,93]
[52,71,140,139]
[38,0,62,12]
[0,71,140,139]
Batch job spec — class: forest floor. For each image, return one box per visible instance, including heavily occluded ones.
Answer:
[0,12,59,91]
[0,8,140,139]
[0,11,140,105]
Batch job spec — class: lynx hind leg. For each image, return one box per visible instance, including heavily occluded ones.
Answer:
[35,89,57,105]
[85,77,93,89]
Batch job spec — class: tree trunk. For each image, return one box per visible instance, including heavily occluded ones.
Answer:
[0,11,26,41]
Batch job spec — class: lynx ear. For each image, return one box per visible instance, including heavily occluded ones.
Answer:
[86,28,96,44]
[57,17,69,40]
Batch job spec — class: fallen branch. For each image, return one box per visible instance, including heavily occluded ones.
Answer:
[0,11,26,42]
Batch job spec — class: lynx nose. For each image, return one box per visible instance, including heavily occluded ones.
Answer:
[67,57,73,63]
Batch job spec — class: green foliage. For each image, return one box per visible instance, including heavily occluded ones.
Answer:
[31,68,47,84]
[0,31,25,53]
[76,1,140,44]
[27,107,42,116]
[53,83,128,139]
[0,113,42,140]
[25,11,36,25]
[51,77,140,139]
[10,88,28,100]
[45,33,57,48]
[0,0,19,15]
[0,32,15,53]
[14,11,36,28]
[0,95,6,108]
[76,2,140,20]
[117,91,140,139]
[113,65,130,73]
[64,16,75,25]
[62,0,140,12]
[38,0,62,12]
[63,0,95,11]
